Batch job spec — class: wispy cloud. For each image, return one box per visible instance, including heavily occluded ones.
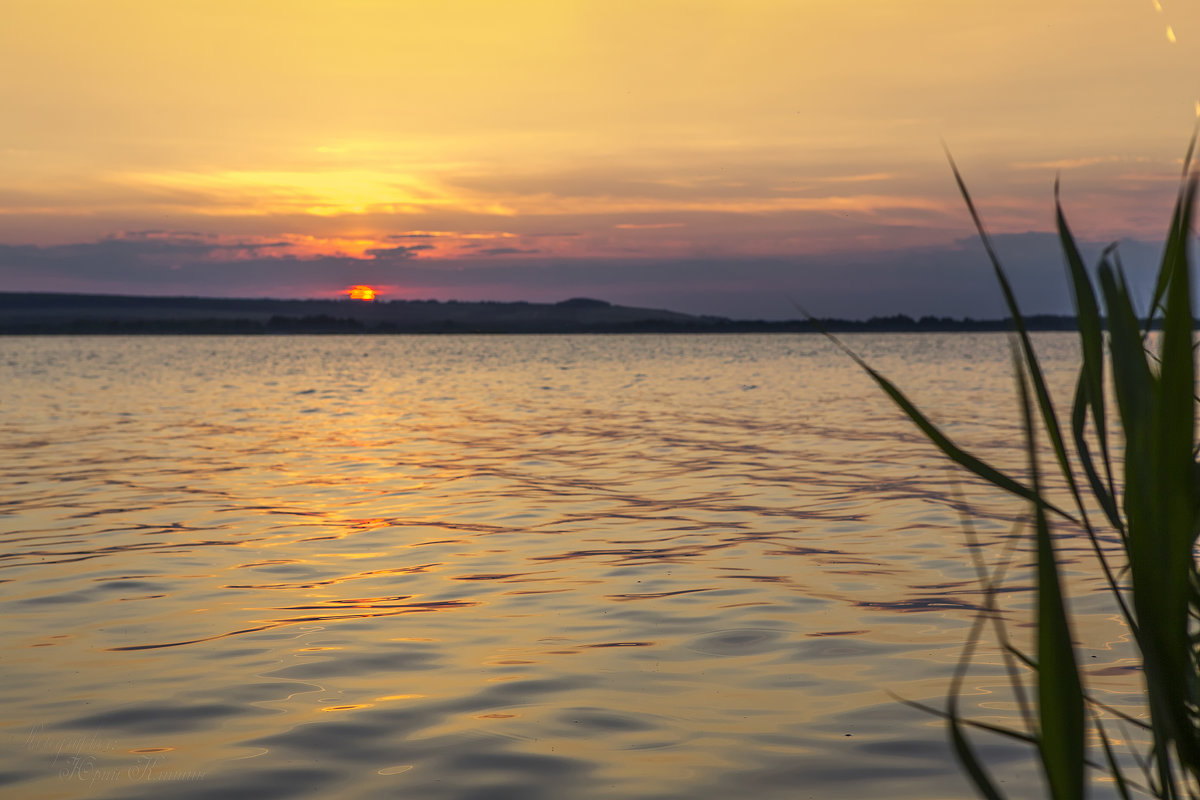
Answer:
[503,193,952,216]
[474,247,541,256]
[108,169,518,218]
[92,231,433,261]
[1011,155,1146,170]
[808,172,902,184]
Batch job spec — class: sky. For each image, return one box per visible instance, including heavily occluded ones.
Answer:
[1,0,1198,319]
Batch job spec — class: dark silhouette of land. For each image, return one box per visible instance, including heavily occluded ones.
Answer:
[0,292,1109,334]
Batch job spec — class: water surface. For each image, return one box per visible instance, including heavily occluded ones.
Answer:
[0,333,1132,799]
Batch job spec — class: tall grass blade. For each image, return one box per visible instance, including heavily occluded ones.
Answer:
[1096,718,1134,800]
[950,713,1009,800]
[821,332,1073,518]
[1014,351,1086,800]
[1069,374,1123,538]
[1097,261,1154,453]
[946,150,1093,538]
[1056,184,1120,529]
[1144,127,1197,329]
[947,592,1010,800]
[1136,175,1199,785]
[1056,194,1133,633]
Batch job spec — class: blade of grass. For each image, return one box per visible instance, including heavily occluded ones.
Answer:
[1056,184,1121,531]
[947,597,1010,800]
[946,149,1098,573]
[1138,175,1200,783]
[1013,349,1086,800]
[813,323,1076,521]
[1097,717,1134,800]
[1069,373,1124,540]
[1144,127,1198,329]
[956,486,1037,736]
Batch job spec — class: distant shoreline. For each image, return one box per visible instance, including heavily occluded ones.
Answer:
[0,291,1160,334]
[0,317,1095,335]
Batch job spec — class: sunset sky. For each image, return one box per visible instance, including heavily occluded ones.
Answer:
[2,0,1197,318]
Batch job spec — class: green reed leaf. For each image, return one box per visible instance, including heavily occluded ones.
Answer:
[825,335,1074,520]
[1136,175,1200,783]
[950,714,1009,800]
[1097,718,1134,800]
[1013,351,1086,800]
[1097,261,1154,453]
[1056,186,1120,529]
[947,150,1093,541]
[1145,127,1198,329]
[1070,373,1122,534]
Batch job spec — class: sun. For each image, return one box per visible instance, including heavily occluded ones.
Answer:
[343,285,378,301]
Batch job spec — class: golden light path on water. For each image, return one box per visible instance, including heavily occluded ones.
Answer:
[0,334,1141,799]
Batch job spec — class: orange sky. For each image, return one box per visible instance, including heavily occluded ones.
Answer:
[1,0,1197,316]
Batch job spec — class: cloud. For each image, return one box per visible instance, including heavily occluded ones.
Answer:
[363,244,434,259]
[105,230,294,255]
[0,231,1181,319]
[1011,155,1141,170]
[107,168,519,219]
[473,247,541,256]
[808,172,902,183]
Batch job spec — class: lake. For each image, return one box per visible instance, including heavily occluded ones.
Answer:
[0,333,1137,799]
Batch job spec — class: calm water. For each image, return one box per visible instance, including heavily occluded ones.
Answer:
[0,333,1138,799]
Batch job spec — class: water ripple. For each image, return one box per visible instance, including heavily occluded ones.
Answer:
[0,333,1125,800]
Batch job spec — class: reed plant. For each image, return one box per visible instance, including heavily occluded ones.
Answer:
[837,140,1199,799]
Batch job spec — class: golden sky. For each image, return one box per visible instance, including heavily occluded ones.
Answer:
[1,0,1197,315]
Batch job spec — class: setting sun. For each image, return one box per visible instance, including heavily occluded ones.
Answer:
[343,285,377,301]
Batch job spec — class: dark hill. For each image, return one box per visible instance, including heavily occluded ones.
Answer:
[0,292,1101,334]
[0,293,702,334]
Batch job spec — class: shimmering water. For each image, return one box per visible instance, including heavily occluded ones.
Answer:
[1,333,1136,799]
